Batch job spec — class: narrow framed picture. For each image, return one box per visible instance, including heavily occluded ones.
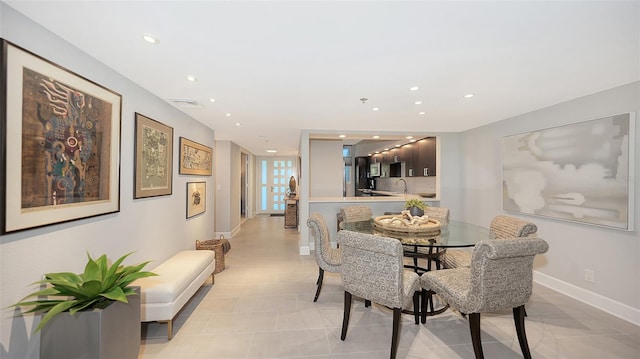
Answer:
[186,181,206,218]
[179,137,213,176]
[134,113,173,198]
[1,39,122,234]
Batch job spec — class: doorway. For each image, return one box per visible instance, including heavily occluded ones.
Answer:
[258,157,297,214]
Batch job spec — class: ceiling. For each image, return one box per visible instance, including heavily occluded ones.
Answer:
[4,1,639,156]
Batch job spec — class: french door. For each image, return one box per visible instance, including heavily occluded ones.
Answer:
[258,157,296,214]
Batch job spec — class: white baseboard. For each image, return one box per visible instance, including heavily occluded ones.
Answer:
[214,231,232,239]
[534,271,640,327]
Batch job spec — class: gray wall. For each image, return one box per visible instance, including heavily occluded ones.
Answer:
[0,5,216,357]
[460,82,640,323]
[309,140,344,197]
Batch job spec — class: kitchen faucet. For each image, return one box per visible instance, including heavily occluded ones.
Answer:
[396,178,407,194]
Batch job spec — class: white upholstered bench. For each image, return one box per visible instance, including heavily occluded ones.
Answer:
[133,250,215,339]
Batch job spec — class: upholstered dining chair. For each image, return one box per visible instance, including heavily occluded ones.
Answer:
[421,237,549,359]
[338,230,421,359]
[306,213,342,302]
[403,206,450,273]
[443,215,537,269]
[336,205,373,231]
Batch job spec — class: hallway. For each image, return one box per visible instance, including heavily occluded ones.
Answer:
[139,215,640,358]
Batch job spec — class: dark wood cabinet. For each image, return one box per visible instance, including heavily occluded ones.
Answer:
[403,142,418,177]
[417,137,436,176]
[404,137,436,177]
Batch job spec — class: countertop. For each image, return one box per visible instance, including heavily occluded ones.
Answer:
[309,193,438,203]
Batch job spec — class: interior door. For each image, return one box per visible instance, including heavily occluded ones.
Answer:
[259,157,296,214]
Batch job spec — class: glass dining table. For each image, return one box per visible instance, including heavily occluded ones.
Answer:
[342,218,492,315]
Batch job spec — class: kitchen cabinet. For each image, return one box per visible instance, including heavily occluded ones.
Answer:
[404,142,418,177]
[417,137,436,176]
[405,137,436,177]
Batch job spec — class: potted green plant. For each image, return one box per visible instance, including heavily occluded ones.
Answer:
[12,252,156,359]
[404,198,428,217]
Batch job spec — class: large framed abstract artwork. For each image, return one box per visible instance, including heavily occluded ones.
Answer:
[179,137,212,176]
[134,113,173,198]
[502,113,635,231]
[1,39,122,234]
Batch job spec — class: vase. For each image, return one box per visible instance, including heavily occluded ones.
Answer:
[40,287,140,359]
[409,207,424,217]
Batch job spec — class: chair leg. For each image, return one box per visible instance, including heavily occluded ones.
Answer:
[314,267,324,302]
[365,299,371,307]
[390,308,401,359]
[413,291,420,324]
[513,305,532,359]
[469,313,484,359]
[420,289,428,324]
[340,291,352,340]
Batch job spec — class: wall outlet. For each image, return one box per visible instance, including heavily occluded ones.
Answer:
[584,269,595,283]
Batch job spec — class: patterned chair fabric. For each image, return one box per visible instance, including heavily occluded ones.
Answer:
[443,215,537,269]
[338,230,421,359]
[421,237,549,359]
[424,206,450,224]
[337,206,373,230]
[307,213,342,302]
[339,230,420,309]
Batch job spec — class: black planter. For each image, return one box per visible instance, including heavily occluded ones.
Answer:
[40,287,140,359]
[409,206,424,217]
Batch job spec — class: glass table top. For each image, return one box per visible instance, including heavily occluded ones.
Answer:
[342,219,491,248]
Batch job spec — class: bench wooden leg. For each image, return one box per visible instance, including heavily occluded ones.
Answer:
[159,320,174,340]
[211,273,215,284]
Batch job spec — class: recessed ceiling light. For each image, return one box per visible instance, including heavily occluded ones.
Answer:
[226,113,231,117]
[367,153,372,156]
[410,86,419,91]
[143,34,159,44]
[267,149,277,153]
[372,135,380,139]
[409,139,417,143]
[187,75,197,82]
[209,98,216,103]
[395,144,401,147]
[419,112,426,115]
[384,148,390,151]
[464,94,474,98]
[374,151,380,154]
[406,136,413,139]
[414,101,422,105]
[235,122,241,126]
[339,134,346,138]
[372,107,379,111]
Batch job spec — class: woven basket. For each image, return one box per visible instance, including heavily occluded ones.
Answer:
[196,236,225,273]
[373,215,441,235]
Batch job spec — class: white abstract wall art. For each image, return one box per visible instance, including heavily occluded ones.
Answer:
[502,113,635,231]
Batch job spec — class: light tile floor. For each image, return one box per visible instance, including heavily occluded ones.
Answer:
[139,215,640,358]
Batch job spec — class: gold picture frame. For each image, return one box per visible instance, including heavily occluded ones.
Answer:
[134,113,173,198]
[186,181,206,218]
[1,39,122,234]
[179,137,213,176]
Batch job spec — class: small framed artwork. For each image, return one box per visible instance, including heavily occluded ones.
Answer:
[179,137,213,176]
[134,113,173,198]
[186,182,206,218]
[1,39,122,234]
